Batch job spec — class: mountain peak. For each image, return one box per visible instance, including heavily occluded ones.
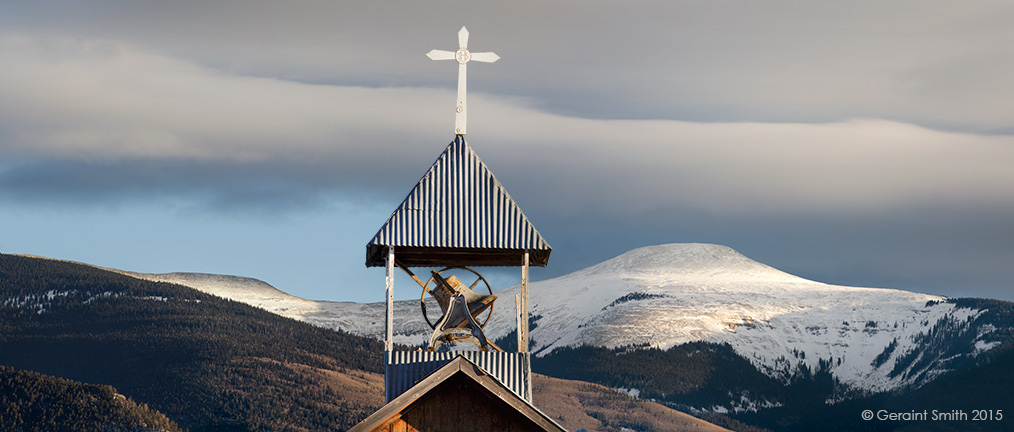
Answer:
[573,243,810,283]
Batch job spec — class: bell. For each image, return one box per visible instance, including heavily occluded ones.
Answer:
[428,295,501,351]
[429,271,496,329]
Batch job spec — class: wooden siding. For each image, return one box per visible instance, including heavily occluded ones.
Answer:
[349,356,565,432]
[372,375,543,432]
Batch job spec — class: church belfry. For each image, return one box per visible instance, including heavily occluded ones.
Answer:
[357,29,559,430]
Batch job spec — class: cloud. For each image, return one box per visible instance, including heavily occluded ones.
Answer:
[1,3,1012,303]
[2,34,1013,220]
[473,108,1014,217]
[4,1,1014,133]
[0,35,447,163]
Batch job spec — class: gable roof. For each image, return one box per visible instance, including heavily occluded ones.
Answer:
[348,355,566,432]
[366,136,551,267]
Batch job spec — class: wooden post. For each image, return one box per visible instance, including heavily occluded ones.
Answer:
[385,246,395,353]
[515,293,522,351]
[520,250,529,353]
[522,249,532,401]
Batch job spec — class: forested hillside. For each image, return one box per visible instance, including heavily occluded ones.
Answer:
[0,365,181,432]
[534,342,785,411]
[10,252,1007,431]
[0,253,739,432]
[0,254,384,432]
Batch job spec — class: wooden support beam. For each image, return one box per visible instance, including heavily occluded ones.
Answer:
[522,250,532,402]
[386,246,395,352]
[515,294,522,354]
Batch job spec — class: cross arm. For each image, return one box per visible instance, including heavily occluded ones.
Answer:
[427,50,456,60]
[469,52,500,63]
[459,27,469,49]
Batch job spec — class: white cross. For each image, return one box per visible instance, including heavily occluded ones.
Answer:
[427,27,499,135]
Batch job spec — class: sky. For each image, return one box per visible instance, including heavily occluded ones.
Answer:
[1,1,1013,303]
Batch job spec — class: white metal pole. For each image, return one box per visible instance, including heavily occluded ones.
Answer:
[385,246,395,353]
[456,62,467,135]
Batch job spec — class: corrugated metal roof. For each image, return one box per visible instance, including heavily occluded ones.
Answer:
[385,351,531,403]
[366,136,551,267]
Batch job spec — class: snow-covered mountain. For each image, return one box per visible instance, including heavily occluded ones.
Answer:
[507,244,997,393]
[121,243,999,395]
[487,244,991,394]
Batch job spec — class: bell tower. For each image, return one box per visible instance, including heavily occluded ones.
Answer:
[365,27,551,404]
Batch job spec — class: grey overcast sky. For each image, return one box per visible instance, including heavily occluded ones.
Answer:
[1,1,1013,303]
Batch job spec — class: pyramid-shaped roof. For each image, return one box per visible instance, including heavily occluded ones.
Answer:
[366,136,551,267]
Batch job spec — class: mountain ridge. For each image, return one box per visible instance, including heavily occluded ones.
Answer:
[10,245,1012,431]
[89,243,997,396]
[491,244,973,394]
[0,253,386,431]
[0,252,733,432]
